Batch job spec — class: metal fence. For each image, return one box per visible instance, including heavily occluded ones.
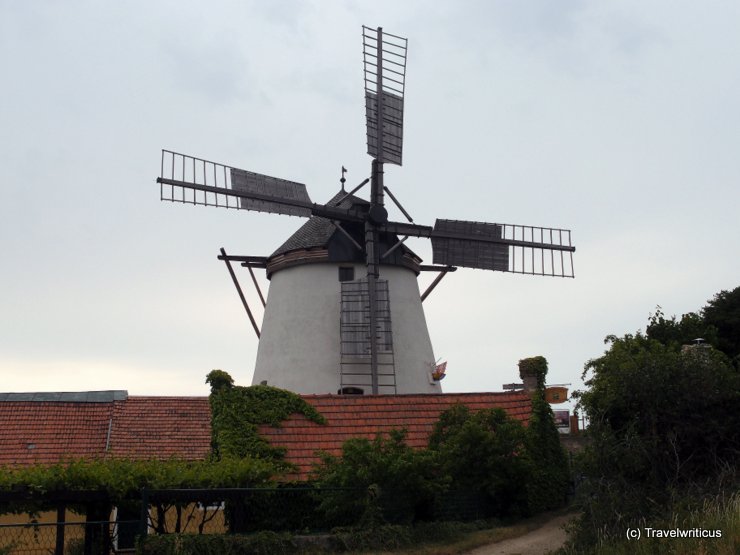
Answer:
[0,520,138,554]
[141,487,364,535]
[0,487,364,554]
[0,486,500,553]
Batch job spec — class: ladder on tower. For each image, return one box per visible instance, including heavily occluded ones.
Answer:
[339,279,396,394]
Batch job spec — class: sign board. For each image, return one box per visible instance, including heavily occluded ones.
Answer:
[553,409,570,434]
[545,386,568,404]
[502,383,524,390]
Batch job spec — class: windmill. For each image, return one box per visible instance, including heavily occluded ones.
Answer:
[156,26,576,395]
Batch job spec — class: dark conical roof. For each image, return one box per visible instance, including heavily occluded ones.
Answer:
[270,190,368,258]
[266,189,421,278]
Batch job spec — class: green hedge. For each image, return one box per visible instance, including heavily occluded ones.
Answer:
[334,520,488,551]
[138,531,295,555]
[137,521,491,554]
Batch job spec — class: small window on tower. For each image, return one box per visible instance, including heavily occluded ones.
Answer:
[338,387,364,395]
[338,267,355,282]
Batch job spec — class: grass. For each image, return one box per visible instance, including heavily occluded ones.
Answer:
[558,491,740,555]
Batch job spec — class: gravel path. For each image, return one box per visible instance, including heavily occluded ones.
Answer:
[463,513,574,555]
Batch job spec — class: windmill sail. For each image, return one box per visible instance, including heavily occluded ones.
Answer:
[432,220,509,272]
[230,169,310,217]
[432,219,575,277]
[158,150,311,217]
[365,90,404,166]
[363,26,407,166]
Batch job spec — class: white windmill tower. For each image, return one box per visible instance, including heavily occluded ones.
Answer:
[155,26,576,395]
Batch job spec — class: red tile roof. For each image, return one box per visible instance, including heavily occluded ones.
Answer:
[107,397,211,461]
[0,401,114,467]
[0,391,531,479]
[260,392,531,479]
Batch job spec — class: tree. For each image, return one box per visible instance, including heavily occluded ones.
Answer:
[314,429,443,525]
[571,331,740,547]
[646,307,717,348]
[645,285,740,366]
[702,286,740,364]
[429,404,533,517]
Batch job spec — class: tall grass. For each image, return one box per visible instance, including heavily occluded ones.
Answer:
[561,491,739,555]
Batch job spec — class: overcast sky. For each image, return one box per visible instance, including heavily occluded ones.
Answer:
[2,1,739,402]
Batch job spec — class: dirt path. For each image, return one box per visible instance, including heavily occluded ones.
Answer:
[463,513,574,555]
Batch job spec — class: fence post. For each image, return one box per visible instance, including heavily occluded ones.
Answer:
[139,488,149,544]
[55,503,66,555]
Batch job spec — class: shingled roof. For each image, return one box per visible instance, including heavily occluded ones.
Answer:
[270,190,365,258]
[268,190,421,271]
[0,397,115,467]
[0,392,211,467]
[263,392,532,480]
[107,397,211,461]
[0,391,531,479]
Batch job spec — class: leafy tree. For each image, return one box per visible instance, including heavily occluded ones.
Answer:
[645,286,740,366]
[428,404,532,517]
[646,307,718,348]
[314,399,565,525]
[570,331,740,547]
[702,286,740,364]
[314,429,443,525]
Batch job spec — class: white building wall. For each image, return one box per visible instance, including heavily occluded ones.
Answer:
[252,262,440,395]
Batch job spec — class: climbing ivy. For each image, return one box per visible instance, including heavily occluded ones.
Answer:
[0,457,277,515]
[206,370,326,463]
[205,369,235,392]
[517,356,548,390]
[518,357,570,513]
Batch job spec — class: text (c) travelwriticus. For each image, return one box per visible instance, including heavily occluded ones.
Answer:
[626,527,722,540]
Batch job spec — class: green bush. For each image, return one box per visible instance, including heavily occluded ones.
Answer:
[65,538,85,555]
[429,404,533,518]
[569,328,740,549]
[333,521,486,552]
[314,400,556,526]
[137,521,495,554]
[138,531,295,555]
[314,429,444,525]
[222,486,330,533]
[333,524,413,551]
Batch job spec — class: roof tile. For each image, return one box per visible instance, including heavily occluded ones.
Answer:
[0,391,531,479]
